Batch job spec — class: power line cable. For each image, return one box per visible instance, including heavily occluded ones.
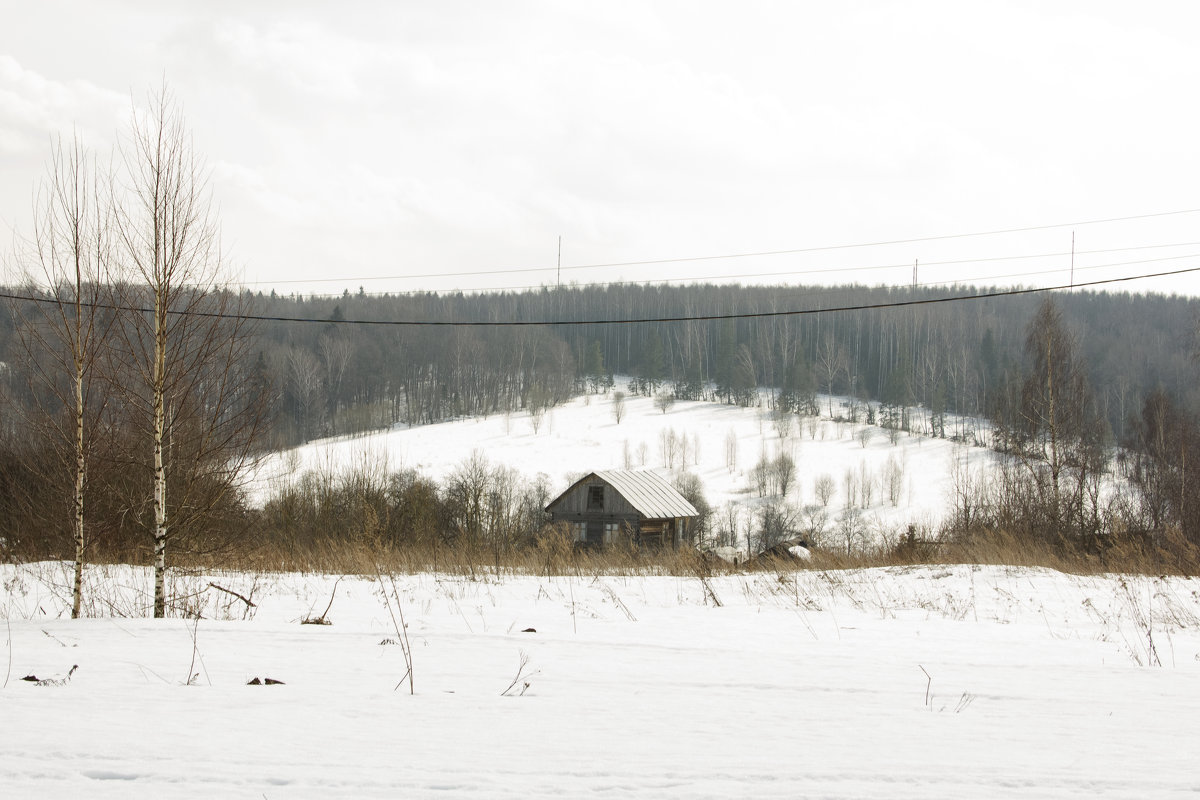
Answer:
[290,248,1200,299]
[236,208,1200,286]
[4,264,1197,328]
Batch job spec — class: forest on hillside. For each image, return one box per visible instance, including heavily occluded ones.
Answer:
[7,282,1194,448]
[2,280,1199,568]
[228,283,1199,447]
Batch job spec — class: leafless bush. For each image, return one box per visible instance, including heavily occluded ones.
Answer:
[529,405,546,434]
[884,455,905,506]
[772,407,793,439]
[659,428,682,469]
[754,500,802,552]
[858,461,874,508]
[800,504,830,548]
[774,452,796,497]
[714,502,743,549]
[838,507,867,556]
[611,391,626,424]
[750,451,770,497]
[814,473,836,507]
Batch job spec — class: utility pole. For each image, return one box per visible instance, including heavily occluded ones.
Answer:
[557,235,562,287]
[1069,231,1075,289]
[913,259,918,289]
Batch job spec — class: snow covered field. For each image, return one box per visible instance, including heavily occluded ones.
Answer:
[249,385,997,544]
[4,562,1200,798]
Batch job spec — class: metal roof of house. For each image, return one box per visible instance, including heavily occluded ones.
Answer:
[591,470,699,519]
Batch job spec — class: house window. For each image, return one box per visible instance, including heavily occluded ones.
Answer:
[604,522,620,544]
[570,522,586,543]
[587,486,604,510]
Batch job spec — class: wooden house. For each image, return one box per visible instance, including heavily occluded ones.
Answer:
[545,470,699,549]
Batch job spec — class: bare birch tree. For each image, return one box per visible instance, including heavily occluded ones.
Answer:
[287,346,324,442]
[13,133,114,618]
[816,337,847,418]
[319,333,352,434]
[111,87,265,617]
[1009,300,1104,543]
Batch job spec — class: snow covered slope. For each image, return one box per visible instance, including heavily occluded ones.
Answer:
[249,385,997,542]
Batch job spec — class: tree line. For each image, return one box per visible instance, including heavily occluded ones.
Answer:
[6,279,1199,570]
[198,281,1198,451]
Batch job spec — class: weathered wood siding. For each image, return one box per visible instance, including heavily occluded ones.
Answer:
[546,477,639,517]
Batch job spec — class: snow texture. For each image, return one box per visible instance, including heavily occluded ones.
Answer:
[3,562,1200,798]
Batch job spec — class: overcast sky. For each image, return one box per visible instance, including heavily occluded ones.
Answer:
[3,1,1200,298]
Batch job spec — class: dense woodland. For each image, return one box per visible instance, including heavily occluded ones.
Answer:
[234,282,1199,447]
[1,280,1199,568]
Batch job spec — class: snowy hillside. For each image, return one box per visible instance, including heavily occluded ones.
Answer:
[4,562,1200,798]
[249,382,997,547]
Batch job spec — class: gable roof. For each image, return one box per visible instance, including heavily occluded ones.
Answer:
[549,470,698,519]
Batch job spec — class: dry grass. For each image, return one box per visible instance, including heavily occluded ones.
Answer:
[206,538,735,579]
[795,526,1200,577]
[15,506,1196,579]
[136,523,1200,580]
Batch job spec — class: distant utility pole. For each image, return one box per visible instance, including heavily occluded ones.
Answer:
[913,259,918,289]
[557,235,562,287]
[1070,231,1075,288]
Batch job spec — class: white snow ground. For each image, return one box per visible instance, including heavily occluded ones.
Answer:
[4,562,1200,798]
[248,385,997,546]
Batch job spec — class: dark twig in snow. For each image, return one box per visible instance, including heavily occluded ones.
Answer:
[500,649,539,697]
[3,615,11,689]
[375,567,414,695]
[208,582,257,611]
[42,629,71,647]
[302,577,342,625]
[386,575,415,695]
[185,617,210,686]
